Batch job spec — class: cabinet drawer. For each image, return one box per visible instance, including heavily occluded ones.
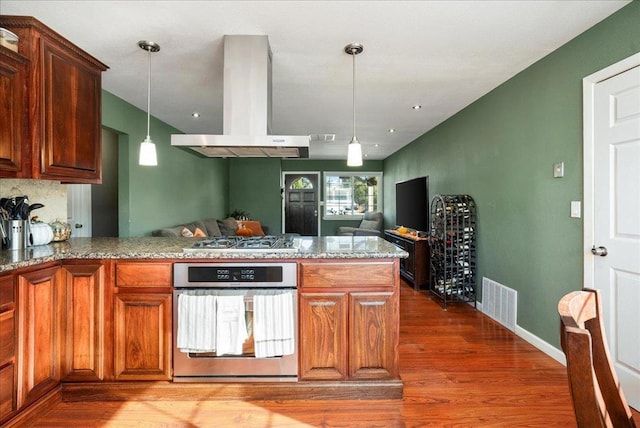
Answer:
[300,261,395,288]
[116,262,172,288]
[0,311,15,366]
[0,276,14,312]
[385,235,407,249]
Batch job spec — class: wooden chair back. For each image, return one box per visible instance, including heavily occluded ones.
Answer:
[558,288,636,428]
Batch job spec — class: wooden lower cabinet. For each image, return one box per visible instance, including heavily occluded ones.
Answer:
[61,262,105,382]
[113,293,172,380]
[0,274,17,423]
[299,292,348,380]
[299,260,400,381]
[349,292,398,379]
[112,261,172,381]
[15,265,64,409]
[0,364,15,422]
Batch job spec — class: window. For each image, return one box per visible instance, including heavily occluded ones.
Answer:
[323,172,382,219]
[289,176,314,189]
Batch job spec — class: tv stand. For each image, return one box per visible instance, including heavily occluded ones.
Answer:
[384,230,430,290]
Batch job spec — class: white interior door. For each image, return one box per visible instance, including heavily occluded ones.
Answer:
[67,184,92,238]
[589,62,640,410]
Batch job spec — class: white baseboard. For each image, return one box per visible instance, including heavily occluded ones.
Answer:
[515,325,566,365]
[475,300,566,365]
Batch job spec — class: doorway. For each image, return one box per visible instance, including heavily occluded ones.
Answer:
[91,128,119,236]
[283,172,319,236]
[583,53,640,410]
[66,128,119,237]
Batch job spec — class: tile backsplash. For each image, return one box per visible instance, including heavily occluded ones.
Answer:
[0,179,67,223]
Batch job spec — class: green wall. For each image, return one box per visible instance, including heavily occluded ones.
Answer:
[101,87,385,238]
[383,2,640,348]
[228,158,283,234]
[282,159,384,236]
[227,158,384,236]
[101,91,229,236]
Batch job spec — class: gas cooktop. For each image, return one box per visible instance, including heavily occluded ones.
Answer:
[184,235,300,253]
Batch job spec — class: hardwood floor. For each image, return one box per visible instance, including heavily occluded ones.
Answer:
[28,282,640,427]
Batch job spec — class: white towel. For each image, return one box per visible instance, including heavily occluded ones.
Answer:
[176,294,217,353]
[215,295,248,356]
[253,291,295,358]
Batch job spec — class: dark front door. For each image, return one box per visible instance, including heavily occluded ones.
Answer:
[284,174,318,236]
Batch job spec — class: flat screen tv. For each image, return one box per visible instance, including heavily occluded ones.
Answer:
[395,176,429,233]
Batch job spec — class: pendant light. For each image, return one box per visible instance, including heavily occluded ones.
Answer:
[138,40,160,166]
[345,42,363,167]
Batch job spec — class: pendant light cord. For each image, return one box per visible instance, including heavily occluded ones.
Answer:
[146,48,151,139]
[352,48,356,138]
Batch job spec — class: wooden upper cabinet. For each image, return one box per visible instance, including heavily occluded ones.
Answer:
[0,15,108,183]
[0,47,28,178]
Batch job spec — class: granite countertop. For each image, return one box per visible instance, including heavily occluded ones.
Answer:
[0,236,408,272]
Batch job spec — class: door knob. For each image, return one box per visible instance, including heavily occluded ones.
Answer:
[591,245,608,257]
[75,223,83,229]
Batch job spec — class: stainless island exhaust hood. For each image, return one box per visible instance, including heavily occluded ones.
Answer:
[171,35,310,158]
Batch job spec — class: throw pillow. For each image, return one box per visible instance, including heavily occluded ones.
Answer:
[217,217,239,236]
[236,226,253,237]
[359,219,379,231]
[193,227,206,237]
[152,225,186,237]
[202,218,222,237]
[242,221,265,236]
[181,227,194,237]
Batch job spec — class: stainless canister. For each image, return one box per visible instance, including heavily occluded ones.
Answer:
[5,220,28,250]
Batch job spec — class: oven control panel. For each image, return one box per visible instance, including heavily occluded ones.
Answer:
[173,262,297,288]
[190,266,283,283]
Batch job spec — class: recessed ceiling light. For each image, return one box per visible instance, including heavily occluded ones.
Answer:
[374,144,380,148]
[388,128,395,133]
[191,112,200,118]
[411,105,422,110]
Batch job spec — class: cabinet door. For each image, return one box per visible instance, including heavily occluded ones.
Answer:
[113,293,172,380]
[403,241,416,280]
[0,49,28,177]
[62,263,105,381]
[16,266,63,409]
[0,364,15,423]
[299,292,348,380]
[349,292,399,380]
[39,39,102,183]
[0,274,16,422]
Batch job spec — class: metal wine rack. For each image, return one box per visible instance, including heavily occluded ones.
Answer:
[429,194,477,309]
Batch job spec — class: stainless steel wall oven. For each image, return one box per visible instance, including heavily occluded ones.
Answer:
[173,262,298,382]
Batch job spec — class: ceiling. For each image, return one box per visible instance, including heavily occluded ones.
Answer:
[1,1,630,161]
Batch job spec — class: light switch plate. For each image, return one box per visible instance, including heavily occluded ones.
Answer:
[571,201,581,218]
[554,162,564,178]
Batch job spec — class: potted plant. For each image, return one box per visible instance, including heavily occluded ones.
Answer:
[228,209,250,221]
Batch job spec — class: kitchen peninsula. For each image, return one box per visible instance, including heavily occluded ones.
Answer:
[0,236,407,427]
